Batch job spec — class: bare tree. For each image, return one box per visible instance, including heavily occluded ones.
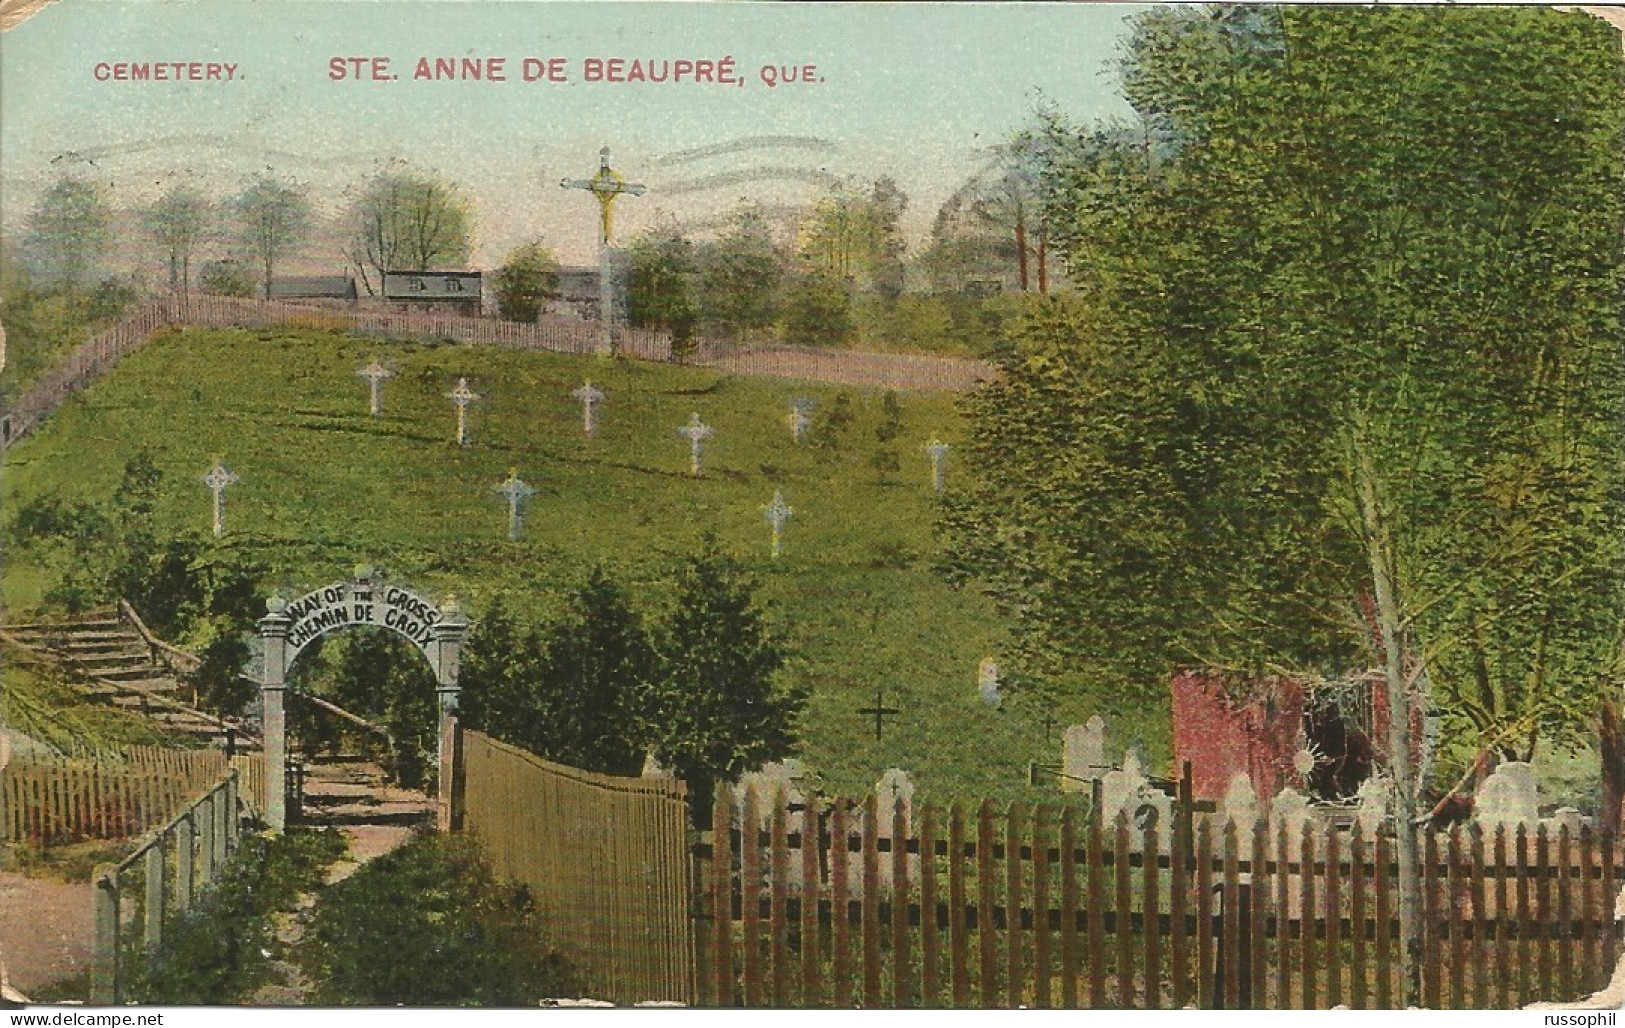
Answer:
[344,168,474,294]
[143,185,210,299]
[27,174,112,288]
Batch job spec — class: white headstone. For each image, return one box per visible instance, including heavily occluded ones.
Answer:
[1061,715,1108,794]
[1272,786,1313,859]
[1549,807,1584,836]
[735,759,807,826]
[977,657,1000,707]
[1355,774,1392,835]
[1475,761,1538,830]
[1221,772,1259,828]
[875,768,917,884]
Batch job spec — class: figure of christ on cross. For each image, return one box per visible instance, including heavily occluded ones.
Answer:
[561,147,647,357]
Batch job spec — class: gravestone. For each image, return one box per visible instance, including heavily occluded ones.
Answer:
[735,760,813,887]
[1098,750,1172,843]
[977,657,1000,707]
[1475,761,1538,830]
[1061,715,1108,794]
[1221,772,1258,828]
[677,412,713,477]
[874,768,917,884]
[1355,774,1392,835]
[1271,785,1312,858]
[640,751,673,780]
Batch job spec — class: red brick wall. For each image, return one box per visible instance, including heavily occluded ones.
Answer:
[1170,670,1306,803]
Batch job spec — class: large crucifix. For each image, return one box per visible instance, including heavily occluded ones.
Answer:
[561,146,647,357]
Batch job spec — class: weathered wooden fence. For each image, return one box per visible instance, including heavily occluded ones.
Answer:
[89,767,246,1003]
[696,785,1623,1009]
[1,295,994,448]
[1,746,262,845]
[457,729,695,1005]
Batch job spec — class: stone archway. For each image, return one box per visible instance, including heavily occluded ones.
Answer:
[256,569,468,830]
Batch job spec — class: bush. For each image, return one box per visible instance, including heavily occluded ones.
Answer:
[299,832,580,1005]
[128,828,346,1004]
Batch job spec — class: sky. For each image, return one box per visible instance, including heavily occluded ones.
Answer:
[0,1,1146,271]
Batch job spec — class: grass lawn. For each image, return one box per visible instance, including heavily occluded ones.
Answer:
[1,326,1168,800]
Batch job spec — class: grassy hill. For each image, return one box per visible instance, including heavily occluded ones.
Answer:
[1,325,1165,800]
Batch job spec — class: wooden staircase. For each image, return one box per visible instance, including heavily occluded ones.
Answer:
[0,607,257,750]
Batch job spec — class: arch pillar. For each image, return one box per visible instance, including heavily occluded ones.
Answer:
[431,599,467,773]
[258,600,293,832]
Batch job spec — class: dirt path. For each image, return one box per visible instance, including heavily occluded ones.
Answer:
[0,872,92,999]
[697,345,995,392]
[249,824,416,1006]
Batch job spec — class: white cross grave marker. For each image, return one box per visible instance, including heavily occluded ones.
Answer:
[357,361,394,417]
[201,460,239,538]
[560,147,647,356]
[572,381,605,438]
[763,489,793,558]
[446,377,479,447]
[493,469,536,541]
[678,412,713,477]
[926,439,951,493]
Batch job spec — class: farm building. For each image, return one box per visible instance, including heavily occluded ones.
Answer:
[268,275,357,301]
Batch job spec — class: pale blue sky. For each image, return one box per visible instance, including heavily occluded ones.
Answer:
[1,2,1145,268]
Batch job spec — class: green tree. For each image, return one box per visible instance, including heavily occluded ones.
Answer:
[947,7,1625,1003]
[143,185,211,297]
[697,213,784,343]
[345,169,476,294]
[627,231,699,358]
[532,567,657,775]
[646,543,801,819]
[231,175,313,299]
[491,241,559,323]
[456,598,545,745]
[198,259,256,298]
[27,175,113,287]
[780,272,853,347]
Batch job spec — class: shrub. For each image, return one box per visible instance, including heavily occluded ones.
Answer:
[129,828,346,1004]
[299,832,580,1005]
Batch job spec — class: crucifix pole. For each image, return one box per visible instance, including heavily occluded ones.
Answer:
[561,147,647,357]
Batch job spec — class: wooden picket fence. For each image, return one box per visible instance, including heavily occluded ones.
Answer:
[1,746,262,845]
[1,294,994,448]
[696,784,1624,1009]
[457,729,695,1005]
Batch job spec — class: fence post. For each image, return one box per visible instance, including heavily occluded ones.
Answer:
[196,793,216,886]
[214,783,229,872]
[225,772,240,849]
[175,812,195,912]
[90,868,119,1005]
[144,837,166,953]
[438,715,463,832]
